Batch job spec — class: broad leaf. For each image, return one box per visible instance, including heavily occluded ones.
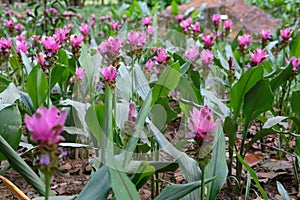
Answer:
[130,161,155,189]
[152,62,180,105]
[149,122,201,200]
[77,166,110,200]
[270,64,292,91]
[277,181,290,200]
[262,116,288,129]
[85,104,104,145]
[243,80,274,127]
[231,65,263,118]
[26,67,48,109]
[0,135,47,196]
[291,90,300,115]
[290,34,300,57]
[21,52,33,75]
[108,160,141,200]
[155,177,216,200]
[0,83,20,104]
[205,125,228,200]
[0,105,22,161]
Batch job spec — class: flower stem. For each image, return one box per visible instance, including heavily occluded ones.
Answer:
[201,166,206,200]
[44,174,51,200]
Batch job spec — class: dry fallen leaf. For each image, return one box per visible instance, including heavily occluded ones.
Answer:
[244,153,264,167]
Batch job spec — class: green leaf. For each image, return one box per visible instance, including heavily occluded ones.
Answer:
[262,116,288,129]
[231,65,263,118]
[0,83,20,104]
[206,125,228,200]
[243,80,274,127]
[77,166,110,200]
[26,67,48,109]
[291,90,300,115]
[155,177,217,200]
[21,52,33,75]
[245,128,276,153]
[0,135,47,196]
[56,49,69,66]
[149,122,201,200]
[130,161,155,189]
[277,181,290,200]
[50,65,66,90]
[152,62,180,105]
[0,105,22,161]
[270,64,292,91]
[108,160,141,200]
[171,0,179,15]
[290,34,300,57]
[237,154,268,200]
[85,104,104,145]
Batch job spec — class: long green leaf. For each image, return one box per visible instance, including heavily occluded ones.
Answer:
[149,122,201,200]
[205,125,228,200]
[243,80,274,127]
[237,154,268,200]
[290,34,300,57]
[152,61,180,105]
[77,166,110,200]
[155,177,217,200]
[0,105,22,161]
[291,90,300,115]
[277,181,290,200]
[26,67,48,109]
[231,65,263,118]
[108,159,141,200]
[0,135,47,195]
[130,161,155,189]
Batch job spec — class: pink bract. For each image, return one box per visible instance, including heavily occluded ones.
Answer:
[75,66,85,80]
[127,31,147,46]
[99,65,118,82]
[188,106,221,140]
[200,49,214,66]
[70,34,84,47]
[185,46,199,62]
[24,106,66,145]
[250,48,268,66]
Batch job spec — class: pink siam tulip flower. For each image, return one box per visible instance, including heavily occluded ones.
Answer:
[185,46,199,62]
[142,16,152,26]
[55,28,69,43]
[110,21,120,30]
[100,16,106,21]
[49,7,58,15]
[24,106,66,145]
[26,9,33,16]
[98,31,105,36]
[200,49,214,66]
[42,36,60,53]
[153,48,170,64]
[202,33,215,48]
[0,37,12,52]
[188,106,221,140]
[16,34,26,41]
[75,66,85,80]
[147,26,155,35]
[191,22,200,33]
[180,18,191,32]
[15,40,28,54]
[5,20,14,30]
[250,48,268,66]
[261,29,271,40]
[15,23,22,32]
[106,15,112,20]
[99,65,118,82]
[238,34,252,49]
[36,52,46,67]
[176,14,184,21]
[70,34,84,47]
[212,14,221,25]
[80,23,89,35]
[91,14,96,20]
[127,31,147,46]
[145,59,155,72]
[280,28,291,40]
[224,20,232,29]
[286,56,300,71]
[98,36,122,57]
[77,13,83,20]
